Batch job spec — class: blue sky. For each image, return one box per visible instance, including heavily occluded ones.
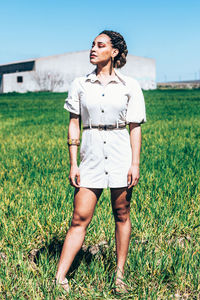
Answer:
[0,0,200,82]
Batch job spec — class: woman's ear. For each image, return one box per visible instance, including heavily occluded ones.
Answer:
[112,48,119,58]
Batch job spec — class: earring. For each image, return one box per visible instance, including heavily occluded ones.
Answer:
[110,57,114,75]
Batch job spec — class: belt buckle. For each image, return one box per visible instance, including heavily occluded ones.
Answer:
[98,124,107,130]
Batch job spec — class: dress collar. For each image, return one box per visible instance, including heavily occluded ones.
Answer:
[86,68,126,85]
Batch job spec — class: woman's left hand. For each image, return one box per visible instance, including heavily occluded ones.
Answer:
[127,165,140,189]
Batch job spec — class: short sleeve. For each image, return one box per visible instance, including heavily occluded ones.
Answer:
[64,78,80,115]
[126,79,147,124]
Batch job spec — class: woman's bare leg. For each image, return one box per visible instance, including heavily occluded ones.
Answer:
[55,187,103,282]
[110,187,132,281]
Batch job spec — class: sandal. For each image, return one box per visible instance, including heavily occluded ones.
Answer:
[54,277,70,293]
[115,277,129,294]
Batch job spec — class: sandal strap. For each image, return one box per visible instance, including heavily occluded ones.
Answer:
[56,277,69,285]
[116,277,128,287]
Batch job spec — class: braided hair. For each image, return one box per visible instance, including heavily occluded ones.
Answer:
[99,30,128,68]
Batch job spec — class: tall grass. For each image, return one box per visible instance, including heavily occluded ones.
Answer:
[0,90,199,299]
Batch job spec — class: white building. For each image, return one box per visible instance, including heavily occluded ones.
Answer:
[0,50,156,93]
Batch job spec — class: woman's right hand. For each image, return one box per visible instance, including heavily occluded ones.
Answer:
[68,165,80,188]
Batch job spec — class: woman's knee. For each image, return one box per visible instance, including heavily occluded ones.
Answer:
[71,211,91,228]
[114,206,130,223]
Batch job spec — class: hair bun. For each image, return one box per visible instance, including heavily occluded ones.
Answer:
[99,30,128,68]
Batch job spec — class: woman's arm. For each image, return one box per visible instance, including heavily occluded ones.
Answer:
[127,123,142,189]
[68,113,81,188]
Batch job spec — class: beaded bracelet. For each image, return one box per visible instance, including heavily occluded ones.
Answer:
[67,138,80,146]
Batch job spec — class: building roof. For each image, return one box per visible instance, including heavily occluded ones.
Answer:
[0,60,35,74]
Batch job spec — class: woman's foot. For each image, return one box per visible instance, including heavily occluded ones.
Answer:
[115,276,129,294]
[55,277,70,293]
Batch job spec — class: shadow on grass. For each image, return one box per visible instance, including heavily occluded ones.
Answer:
[31,237,114,280]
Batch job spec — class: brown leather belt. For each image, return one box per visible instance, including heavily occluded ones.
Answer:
[83,124,126,130]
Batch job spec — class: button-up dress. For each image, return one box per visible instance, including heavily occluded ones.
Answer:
[64,69,146,188]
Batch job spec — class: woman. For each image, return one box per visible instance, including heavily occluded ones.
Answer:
[55,30,146,293]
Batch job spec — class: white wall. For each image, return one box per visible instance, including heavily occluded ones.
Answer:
[3,71,38,93]
[35,50,156,90]
[2,50,156,92]
[121,55,156,89]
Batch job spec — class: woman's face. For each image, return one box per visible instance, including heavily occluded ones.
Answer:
[90,34,118,66]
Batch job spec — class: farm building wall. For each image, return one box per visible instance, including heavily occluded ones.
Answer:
[1,50,156,93]
[3,71,37,93]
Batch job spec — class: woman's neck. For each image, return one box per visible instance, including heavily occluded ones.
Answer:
[96,63,115,78]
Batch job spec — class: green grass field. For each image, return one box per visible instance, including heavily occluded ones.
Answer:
[0,90,200,299]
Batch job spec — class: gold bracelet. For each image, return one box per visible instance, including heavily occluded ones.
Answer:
[67,138,80,146]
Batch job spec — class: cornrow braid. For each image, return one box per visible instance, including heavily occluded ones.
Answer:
[100,30,128,68]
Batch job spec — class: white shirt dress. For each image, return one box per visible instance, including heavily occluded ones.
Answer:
[64,69,146,188]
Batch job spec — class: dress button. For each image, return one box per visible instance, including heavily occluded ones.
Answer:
[101,110,104,113]
[104,141,106,144]
[102,94,104,96]
[105,156,108,159]
[105,171,108,175]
